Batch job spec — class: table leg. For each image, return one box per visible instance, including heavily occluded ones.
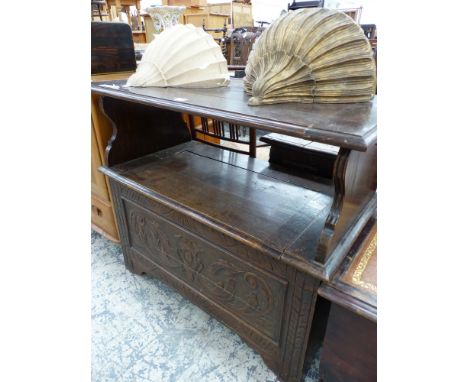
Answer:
[136,0,142,31]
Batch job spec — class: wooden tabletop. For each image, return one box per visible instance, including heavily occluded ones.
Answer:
[91,79,377,151]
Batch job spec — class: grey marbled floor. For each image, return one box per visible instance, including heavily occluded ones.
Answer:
[91,230,320,382]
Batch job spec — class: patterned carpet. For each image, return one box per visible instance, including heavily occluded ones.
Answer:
[91,230,320,382]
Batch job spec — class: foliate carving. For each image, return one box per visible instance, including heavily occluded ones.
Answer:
[124,201,283,341]
[175,235,204,282]
[119,186,288,278]
[207,259,274,317]
[128,209,179,269]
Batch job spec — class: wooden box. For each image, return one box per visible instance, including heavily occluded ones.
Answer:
[106,142,321,359]
[92,79,377,381]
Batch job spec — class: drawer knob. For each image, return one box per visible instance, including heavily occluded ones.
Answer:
[92,205,103,217]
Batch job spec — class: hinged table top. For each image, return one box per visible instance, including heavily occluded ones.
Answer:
[91,78,377,151]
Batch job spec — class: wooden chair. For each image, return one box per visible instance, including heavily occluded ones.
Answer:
[187,116,268,158]
[360,24,377,40]
[228,27,264,66]
[361,24,377,67]
[106,0,142,30]
[203,19,228,59]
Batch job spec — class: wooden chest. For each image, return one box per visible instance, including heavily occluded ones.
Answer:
[103,141,323,378]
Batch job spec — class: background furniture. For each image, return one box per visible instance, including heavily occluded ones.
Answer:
[288,0,324,10]
[164,0,207,6]
[91,0,110,21]
[361,24,377,40]
[131,30,146,43]
[318,217,377,382]
[208,1,253,28]
[227,26,264,66]
[189,116,268,157]
[91,22,136,75]
[91,22,137,241]
[184,11,229,42]
[146,5,186,34]
[338,7,363,23]
[106,0,142,31]
[92,77,376,381]
[260,133,339,179]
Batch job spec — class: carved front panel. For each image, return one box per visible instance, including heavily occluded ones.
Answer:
[123,199,287,344]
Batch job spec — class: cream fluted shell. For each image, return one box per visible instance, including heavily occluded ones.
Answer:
[127,24,230,88]
[243,8,376,105]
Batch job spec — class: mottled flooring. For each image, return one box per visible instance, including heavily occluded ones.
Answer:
[91,230,320,382]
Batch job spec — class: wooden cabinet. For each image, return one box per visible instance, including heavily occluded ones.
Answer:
[91,72,135,242]
[91,90,119,242]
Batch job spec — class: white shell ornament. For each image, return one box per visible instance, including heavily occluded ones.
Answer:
[127,24,230,88]
[243,8,376,105]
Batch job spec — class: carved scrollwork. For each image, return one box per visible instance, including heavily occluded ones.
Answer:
[205,259,274,318]
[125,202,279,338]
[129,209,180,269]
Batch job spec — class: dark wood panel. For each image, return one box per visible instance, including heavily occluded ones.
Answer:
[124,198,288,343]
[320,304,377,382]
[260,133,339,179]
[91,79,376,151]
[100,97,192,166]
[315,142,377,263]
[91,22,136,74]
[317,216,377,381]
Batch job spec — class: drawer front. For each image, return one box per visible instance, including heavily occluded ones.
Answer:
[91,195,119,240]
[123,198,288,344]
